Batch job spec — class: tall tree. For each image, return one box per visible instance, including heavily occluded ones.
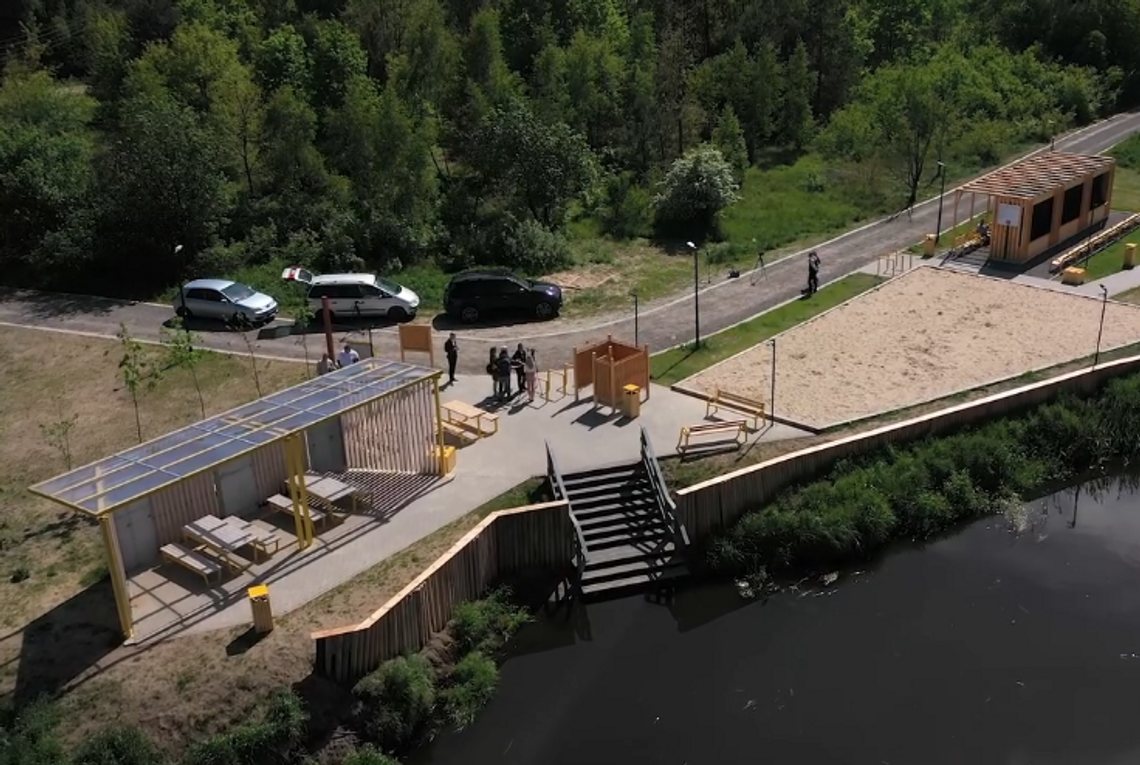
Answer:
[256,24,310,94]
[780,39,813,150]
[308,18,369,112]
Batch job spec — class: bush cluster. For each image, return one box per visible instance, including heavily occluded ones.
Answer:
[350,588,529,755]
[711,374,1140,576]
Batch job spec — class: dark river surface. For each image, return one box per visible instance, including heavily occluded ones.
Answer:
[411,478,1140,765]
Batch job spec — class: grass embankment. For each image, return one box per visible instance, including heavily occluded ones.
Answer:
[709,371,1140,580]
[650,273,883,386]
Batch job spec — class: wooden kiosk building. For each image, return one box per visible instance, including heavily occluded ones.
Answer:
[953,151,1115,263]
[29,359,444,639]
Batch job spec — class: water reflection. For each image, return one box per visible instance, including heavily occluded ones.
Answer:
[411,476,1140,765]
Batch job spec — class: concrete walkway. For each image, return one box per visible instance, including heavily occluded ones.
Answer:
[131,376,808,641]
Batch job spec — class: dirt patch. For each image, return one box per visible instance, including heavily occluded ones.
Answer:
[542,267,619,291]
[682,267,1140,430]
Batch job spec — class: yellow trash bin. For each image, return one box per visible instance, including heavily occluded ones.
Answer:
[248,584,274,634]
[434,445,457,475]
[1125,243,1136,269]
[923,234,937,257]
[622,384,641,418]
[1062,267,1087,285]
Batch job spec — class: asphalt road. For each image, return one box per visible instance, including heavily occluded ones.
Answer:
[3,111,1140,375]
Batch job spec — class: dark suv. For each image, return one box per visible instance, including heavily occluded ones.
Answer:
[443,270,563,323]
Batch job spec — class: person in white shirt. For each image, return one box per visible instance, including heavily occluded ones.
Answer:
[337,343,359,367]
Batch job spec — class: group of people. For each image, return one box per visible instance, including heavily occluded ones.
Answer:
[489,343,538,403]
[442,333,539,403]
[316,343,361,375]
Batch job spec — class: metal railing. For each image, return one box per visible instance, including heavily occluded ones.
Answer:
[639,426,690,550]
[546,441,587,600]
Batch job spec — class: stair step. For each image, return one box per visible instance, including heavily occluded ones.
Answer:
[578,508,662,532]
[581,562,689,600]
[567,479,652,502]
[563,461,641,488]
[563,472,646,497]
[585,527,670,550]
[585,541,675,568]
[582,555,686,585]
[573,498,659,521]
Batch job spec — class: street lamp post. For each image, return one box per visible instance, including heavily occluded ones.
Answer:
[686,241,701,349]
[1094,284,1109,367]
[769,337,776,422]
[631,288,640,346]
[174,244,186,315]
[935,162,947,244]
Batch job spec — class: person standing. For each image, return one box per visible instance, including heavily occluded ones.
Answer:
[316,353,334,376]
[524,348,538,403]
[444,332,458,384]
[512,343,527,393]
[487,347,498,397]
[807,251,820,296]
[495,347,513,400]
[337,343,360,367]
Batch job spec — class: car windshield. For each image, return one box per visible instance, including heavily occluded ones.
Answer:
[221,283,256,301]
[377,277,402,294]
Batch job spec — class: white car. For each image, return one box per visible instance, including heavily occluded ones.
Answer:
[282,267,421,323]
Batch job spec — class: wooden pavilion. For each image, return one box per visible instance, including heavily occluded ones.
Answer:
[28,358,444,639]
[953,151,1115,263]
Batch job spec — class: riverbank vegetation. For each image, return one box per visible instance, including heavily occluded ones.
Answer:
[710,373,1140,579]
[0,0,1133,312]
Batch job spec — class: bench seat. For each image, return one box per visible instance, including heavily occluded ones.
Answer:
[239,519,281,561]
[266,494,327,525]
[161,542,223,585]
[678,420,747,452]
[706,388,766,430]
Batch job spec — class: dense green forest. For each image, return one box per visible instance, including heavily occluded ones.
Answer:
[0,0,1135,301]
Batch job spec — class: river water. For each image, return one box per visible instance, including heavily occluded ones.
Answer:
[412,479,1140,765]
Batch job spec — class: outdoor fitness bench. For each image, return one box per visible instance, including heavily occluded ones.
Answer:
[706,388,766,430]
[266,494,327,527]
[677,421,748,453]
[161,542,223,586]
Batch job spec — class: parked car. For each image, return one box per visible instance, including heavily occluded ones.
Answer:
[443,270,563,324]
[175,279,279,325]
[281,267,420,323]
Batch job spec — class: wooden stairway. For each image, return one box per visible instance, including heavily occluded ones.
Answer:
[546,427,690,601]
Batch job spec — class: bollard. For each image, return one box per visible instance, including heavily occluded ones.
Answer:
[248,584,274,634]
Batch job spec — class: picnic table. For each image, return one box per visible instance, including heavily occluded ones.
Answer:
[182,514,255,573]
[441,400,499,442]
[302,473,360,512]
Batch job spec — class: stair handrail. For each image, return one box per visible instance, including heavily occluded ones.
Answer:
[546,441,587,598]
[639,426,690,549]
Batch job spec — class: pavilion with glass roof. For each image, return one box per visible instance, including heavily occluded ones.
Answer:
[29,358,444,639]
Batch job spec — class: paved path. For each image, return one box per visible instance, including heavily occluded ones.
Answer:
[3,112,1140,373]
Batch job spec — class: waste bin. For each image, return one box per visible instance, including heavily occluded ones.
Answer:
[434,445,457,475]
[1125,243,1137,269]
[923,234,936,257]
[248,584,274,634]
[622,384,641,418]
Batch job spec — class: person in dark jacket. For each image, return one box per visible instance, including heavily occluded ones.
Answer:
[444,333,458,384]
[511,343,527,392]
[495,347,513,400]
[807,250,820,296]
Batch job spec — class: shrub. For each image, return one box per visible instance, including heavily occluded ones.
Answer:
[450,588,531,656]
[440,652,499,729]
[653,144,740,235]
[710,372,1140,577]
[599,172,653,239]
[70,727,164,765]
[351,655,436,750]
[496,217,572,275]
[183,689,305,765]
[0,700,64,765]
[342,746,401,765]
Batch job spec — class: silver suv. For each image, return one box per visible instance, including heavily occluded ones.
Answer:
[282,267,421,323]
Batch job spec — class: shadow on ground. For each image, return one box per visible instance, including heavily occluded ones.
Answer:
[0,288,122,321]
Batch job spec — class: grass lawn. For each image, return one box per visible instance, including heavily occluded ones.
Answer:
[1110,165,1140,212]
[649,272,884,386]
[1071,236,1139,280]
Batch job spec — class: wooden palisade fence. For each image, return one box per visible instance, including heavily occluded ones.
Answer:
[313,352,1140,684]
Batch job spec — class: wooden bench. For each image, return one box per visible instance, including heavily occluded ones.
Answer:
[161,542,223,586]
[240,520,281,561]
[677,421,747,453]
[266,494,327,527]
[441,419,480,444]
[706,389,766,430]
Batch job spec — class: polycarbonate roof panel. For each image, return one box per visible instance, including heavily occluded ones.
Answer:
[30,358,437,515]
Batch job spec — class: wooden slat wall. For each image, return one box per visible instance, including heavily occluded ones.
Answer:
[674,352,1140,538]
[342,380,436,474]
[252,443,291,499]
[151,472,222,545]
[312,500,570,684]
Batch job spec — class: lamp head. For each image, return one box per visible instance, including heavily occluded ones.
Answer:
[686,241,697,251]
[174,244,184,254]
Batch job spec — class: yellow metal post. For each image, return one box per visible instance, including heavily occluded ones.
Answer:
[99,515,134,640]
[433,378,446,476]
[284,435,314,549]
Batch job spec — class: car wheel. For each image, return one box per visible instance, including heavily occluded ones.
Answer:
[175,306,192,318]
[232,312,250,329]
[460,306,479,323]
[535,301,554,320]
[387,306,409,322]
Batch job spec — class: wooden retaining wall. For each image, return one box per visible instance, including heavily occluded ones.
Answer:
[312,500,571,684]
[675,353,1140,538]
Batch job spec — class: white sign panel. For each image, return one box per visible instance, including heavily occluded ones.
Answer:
[997,203,1021,228]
